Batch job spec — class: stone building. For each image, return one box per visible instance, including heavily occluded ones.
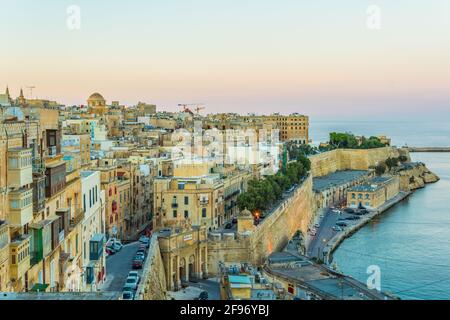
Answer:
[157,225,208,291]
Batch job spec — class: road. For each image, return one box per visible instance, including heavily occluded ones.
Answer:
[102,242,141,292]
[306,208,360,261]
[189,278,221,300]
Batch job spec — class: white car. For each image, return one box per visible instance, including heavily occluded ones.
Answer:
[128,271,140,284]
[125,276,139,290]
[107,239,123,252]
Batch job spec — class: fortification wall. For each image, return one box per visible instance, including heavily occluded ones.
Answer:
[207,175,314,275]
[136,236,167,300]
[309,147,409,177]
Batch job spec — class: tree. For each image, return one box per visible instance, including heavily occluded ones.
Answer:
[385,157,400,170]
[375,163,387,175]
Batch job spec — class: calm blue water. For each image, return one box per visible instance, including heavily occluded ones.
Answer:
[310,120,450,147]
[310,120,450,299]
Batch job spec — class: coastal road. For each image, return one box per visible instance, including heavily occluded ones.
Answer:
[307,208,338,259]
[306,209,360,260]
[102,242,141,292]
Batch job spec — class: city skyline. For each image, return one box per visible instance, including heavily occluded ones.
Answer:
[2,0,450,119]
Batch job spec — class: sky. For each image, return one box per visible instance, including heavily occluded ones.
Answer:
[1,0,450,120]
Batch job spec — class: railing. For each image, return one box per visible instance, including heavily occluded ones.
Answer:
[32,160,45,174]
[70,208,85,229]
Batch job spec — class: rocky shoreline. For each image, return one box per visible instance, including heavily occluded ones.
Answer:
[396,162,440,191]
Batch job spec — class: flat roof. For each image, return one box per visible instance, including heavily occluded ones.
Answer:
[228,275,252,285]
[349,184,383,192]
[313,170,369,192]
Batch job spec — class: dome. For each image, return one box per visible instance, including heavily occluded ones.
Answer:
[87,92,105,101]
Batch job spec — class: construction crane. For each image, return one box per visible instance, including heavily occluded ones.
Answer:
[178,103,205,115]
[26,86,35,99]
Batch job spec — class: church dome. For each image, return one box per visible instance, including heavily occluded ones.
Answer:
[88,93,105,102]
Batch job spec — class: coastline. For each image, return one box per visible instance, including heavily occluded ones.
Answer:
[323,191,412,264]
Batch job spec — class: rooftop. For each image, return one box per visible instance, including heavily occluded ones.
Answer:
[313,170,369,192]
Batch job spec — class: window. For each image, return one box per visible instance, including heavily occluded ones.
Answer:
[10,200,19,209]
[184,210,189,219]
[202,208,207,218]
[351,193,356,199]
[365,202,370,206]
[8,158,18,169]
[173,210,177,218]
[83,194,86,212]
[184,196,189,205]
[365,194,370,199]
[358,194,363,199]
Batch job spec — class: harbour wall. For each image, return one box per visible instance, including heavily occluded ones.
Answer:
[207,175,314,275]
[309,147,410,178]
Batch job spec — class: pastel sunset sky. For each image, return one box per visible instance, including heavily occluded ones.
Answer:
[1,0,450,119]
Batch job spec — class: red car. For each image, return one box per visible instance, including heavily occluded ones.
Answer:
[132,259,143,269]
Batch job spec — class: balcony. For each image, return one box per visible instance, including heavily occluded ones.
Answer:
[8,188,33,227]
[9,235,31,282]
[32,159,45,175]
[32,175,46,214]
[29,219,53,265]
[89,234,104,261]
[7,148,33,189]
[69,207,85,230]
[171,202,178,208]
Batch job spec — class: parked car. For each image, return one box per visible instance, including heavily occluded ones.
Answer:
[309,230,317,236]
[132,259,144,269]
[231,217,238,224]
[332,226,343,232]
[336,221,348,227]
[139,236,150,248]
[105,247,116,256]
[123,284,134,292]
[198,291,209,300]
[128,271,140,284]
[135,252,145,261]
[137,244,147,253]
[225,223,233,229]
[122,291,134,300]
[125,276,139,290]
[346,215,361,220]
[344,208,355,214]
[314,223,320,228]
[332,209,341,214]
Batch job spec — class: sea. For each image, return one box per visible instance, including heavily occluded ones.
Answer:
[310,120,450,300]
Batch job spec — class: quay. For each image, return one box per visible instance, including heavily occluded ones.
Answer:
[408,147,450,152]
[322,191,412,264]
